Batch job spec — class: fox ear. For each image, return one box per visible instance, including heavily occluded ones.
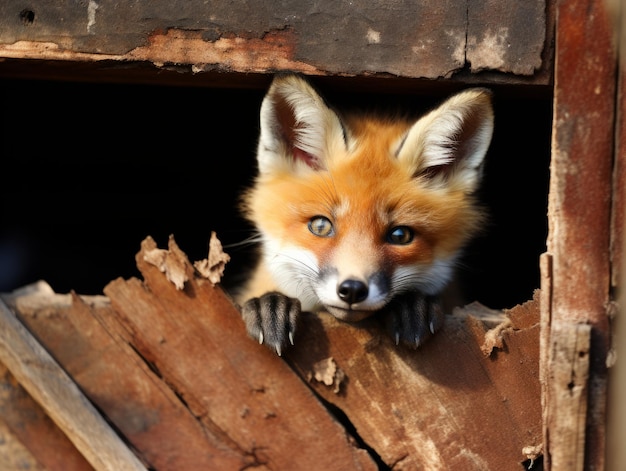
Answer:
[396,88,494,191]
[256,74,346,175]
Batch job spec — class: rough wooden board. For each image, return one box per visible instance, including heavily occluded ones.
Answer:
[5,286,265,470]
[0,294,146,471]
[2,235,542,470]
[547,322,590,471]
[0,0,547,81]
[547,0,616,468]
[285,294,542,470]
[0,361,93,471]
[102,236,377,471]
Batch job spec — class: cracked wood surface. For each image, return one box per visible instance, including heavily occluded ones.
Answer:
[543,0,618,469]
[0,289,147,471]
[1,236,542,470]
[0,0,548,84]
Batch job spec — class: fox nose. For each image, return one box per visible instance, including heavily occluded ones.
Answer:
[337,279,369,305]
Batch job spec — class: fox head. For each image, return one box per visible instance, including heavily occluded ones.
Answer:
[243,74,494,322]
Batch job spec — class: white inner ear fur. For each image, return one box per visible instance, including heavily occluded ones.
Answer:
[257,75,346,175]
[396,88,494,191]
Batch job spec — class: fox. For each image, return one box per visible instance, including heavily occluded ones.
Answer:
[235,73,494,355]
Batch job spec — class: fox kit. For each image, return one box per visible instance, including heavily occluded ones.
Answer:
[236,74,493,355]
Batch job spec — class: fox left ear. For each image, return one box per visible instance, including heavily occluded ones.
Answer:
[256,74,346,175]
[396,88,494,191]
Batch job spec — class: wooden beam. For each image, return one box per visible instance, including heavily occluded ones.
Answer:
[8,286,255,470]
[546,0,617,468]
[0,296,147,471]
[0,0,550,85]
[547,322,591,471]
[4,235,543,469]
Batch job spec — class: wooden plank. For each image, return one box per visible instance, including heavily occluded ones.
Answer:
[286,295,543,470]
[0,295,146,471]
[547,323,591,471]
[102,236,377,471]
[549,0,615,322]
[0,0,549,84]
[6,284,254,470]
[547,0,617,468]
[0,361,93,471]
[4,235,543,469]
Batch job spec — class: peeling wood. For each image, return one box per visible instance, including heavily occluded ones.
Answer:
[1,236,542,470]
[287,295,542,470]
[128,28,320,75]
[103,236,377,471]
[0,0,549,82]
[467,0,546,75]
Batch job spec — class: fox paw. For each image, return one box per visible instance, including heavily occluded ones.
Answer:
[384,292,444,348]
[241,292,301,356]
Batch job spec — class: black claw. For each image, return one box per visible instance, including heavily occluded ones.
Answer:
[241,292,301,355]
[385,292,444,349]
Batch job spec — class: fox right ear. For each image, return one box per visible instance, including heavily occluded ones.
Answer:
[256,74,346,175]
[397,88,494,192]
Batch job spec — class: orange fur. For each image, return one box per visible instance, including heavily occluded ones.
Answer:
[236,74,493,326]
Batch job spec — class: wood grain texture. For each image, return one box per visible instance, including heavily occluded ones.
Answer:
[547,0,617,468]
[0,0,548,83]
[286,297,542,470]
[0,295,146,471]
[1,236,543,470]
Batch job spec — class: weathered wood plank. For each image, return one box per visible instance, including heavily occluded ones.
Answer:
[3,235,543,470]
[547,322,590,471]
[546,0,617,468]
[0,0,548,83]
[286,295,543,470]
[0,294,146,471]
[467,0,546,75]
[6,285,253,470]
[102,236,377,471]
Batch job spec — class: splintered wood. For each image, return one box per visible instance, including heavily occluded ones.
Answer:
[0,235,542,470]
[0,286,147,471]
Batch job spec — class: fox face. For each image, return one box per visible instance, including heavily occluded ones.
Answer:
[238,74,494,354]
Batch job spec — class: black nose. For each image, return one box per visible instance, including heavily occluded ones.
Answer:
[337,279,369,304]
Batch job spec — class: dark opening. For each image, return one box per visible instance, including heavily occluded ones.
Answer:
[0,74,551,310]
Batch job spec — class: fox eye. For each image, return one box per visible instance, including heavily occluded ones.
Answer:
[308,216,334,237]
[387,226,414,245]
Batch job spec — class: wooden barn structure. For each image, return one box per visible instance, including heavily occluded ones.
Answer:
[0,0,624,469]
